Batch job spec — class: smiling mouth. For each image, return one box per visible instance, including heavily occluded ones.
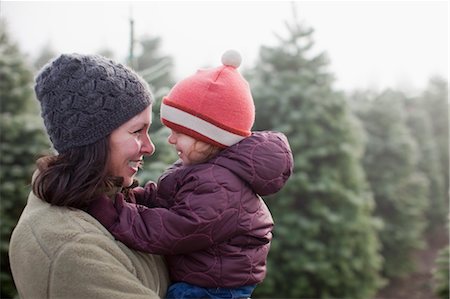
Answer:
[128,160,143,170]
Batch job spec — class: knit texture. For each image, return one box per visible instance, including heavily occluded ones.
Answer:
[35,54,153,153]
[160,50,255,148]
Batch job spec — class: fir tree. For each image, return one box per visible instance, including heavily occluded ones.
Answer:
[135,35,175,96]
[351,89,429,278]
[433,244,450,299]
[246,18,382,298]
[405,95,446,230]
[0,20,50,298]
[420,77,449,219]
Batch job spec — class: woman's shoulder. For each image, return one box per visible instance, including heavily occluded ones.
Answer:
[9,192,170,298]
[10,192,116,256]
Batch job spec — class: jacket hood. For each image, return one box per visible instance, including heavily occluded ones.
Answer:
[210,131,293,196]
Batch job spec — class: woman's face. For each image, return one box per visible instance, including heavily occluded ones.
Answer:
[108,105,154,187]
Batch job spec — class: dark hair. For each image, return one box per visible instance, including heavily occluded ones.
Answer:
[32,137,121,209]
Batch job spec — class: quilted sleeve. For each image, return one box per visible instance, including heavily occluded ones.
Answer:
[90,179,239,255]
[222,131,294,196]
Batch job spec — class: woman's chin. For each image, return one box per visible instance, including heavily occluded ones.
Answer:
[123,178,134,187]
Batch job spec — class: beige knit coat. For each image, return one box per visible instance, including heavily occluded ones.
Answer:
[9,191,170,299]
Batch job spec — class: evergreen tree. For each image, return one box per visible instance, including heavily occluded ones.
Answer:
[135,35,175,96]
[405,95,447,230]
[246,19,382,298]
[420,77,449,217]
[0,20,50,298]
[350,89,429,278]
[433,244,450,299]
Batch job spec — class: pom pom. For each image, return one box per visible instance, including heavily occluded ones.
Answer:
[221,49,242,68]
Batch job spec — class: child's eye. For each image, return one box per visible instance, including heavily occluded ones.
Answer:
[132,128,143,134]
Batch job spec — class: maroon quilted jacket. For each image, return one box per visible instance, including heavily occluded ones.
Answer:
[88,131,293,288]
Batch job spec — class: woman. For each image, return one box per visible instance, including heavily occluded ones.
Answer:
[8,53,169,299]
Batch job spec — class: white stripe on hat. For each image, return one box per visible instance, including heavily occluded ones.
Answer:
[161,103,245,147]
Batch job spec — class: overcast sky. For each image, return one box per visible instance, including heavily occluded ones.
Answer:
[1,1,448,93]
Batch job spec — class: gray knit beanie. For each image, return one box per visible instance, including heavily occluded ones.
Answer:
[35,53,153,153]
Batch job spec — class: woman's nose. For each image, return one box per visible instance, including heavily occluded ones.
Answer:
[142,134,155,156]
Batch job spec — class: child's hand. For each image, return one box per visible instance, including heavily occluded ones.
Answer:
[87,194,119,229]
[133,181,157,207]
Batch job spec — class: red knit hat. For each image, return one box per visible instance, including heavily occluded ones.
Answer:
[160,50,255,148]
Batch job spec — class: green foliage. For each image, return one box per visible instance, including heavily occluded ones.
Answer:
[421,77,449,187]
[134,35,175,94]
[247,19,383,299]
[433,244,450,299]
[131,34,175,133]
[405,95,447,230]
[0,21,36,115]
[419,77,449,226]
[148,86,171,133]
[0,20,50,298]
[350,90,429,278]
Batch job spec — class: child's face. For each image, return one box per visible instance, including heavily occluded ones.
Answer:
[167,129,213,165]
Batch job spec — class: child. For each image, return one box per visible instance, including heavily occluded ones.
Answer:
[88,50,294,299]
